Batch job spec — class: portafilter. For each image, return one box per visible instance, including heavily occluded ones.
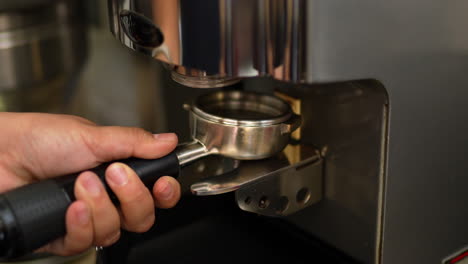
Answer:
[0,90,301,259]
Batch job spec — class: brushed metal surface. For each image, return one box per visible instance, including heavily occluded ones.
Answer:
[275,80,389,264]
[235,152,322,217]
[190,144,321,198]
[296,1,468,264]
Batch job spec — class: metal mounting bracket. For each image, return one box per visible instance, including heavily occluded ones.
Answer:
[190,144,323,216]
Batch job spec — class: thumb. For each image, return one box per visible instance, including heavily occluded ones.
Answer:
[85,126,178,162]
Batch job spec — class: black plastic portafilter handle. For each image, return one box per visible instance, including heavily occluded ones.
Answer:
[0,152,180,260]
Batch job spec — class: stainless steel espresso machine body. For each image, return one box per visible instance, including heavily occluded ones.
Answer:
[107,1,468,264]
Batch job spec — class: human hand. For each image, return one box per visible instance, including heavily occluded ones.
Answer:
[0,113,181,256]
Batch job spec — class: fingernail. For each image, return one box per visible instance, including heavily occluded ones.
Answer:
[82,173,102,197]
[107,164,129,186]
[76,202,90,226]
[159,180,173,200]
[153,133,177,142]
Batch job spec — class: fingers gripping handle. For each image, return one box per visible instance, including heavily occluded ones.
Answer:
[92,153,181,203]
[121,153,180,193]
[0,152,180,260]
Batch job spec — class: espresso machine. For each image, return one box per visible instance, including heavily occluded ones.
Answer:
[1,0,468,264]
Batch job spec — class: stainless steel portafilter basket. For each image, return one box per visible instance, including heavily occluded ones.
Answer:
[178,90,301,164]
[0,91,301,259]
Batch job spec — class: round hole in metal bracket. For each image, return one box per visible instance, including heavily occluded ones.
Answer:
[244,196,252,205]
[258,196,270,209]
[296,188,311,205]
[196,162,206,173]
[277,196,289,214]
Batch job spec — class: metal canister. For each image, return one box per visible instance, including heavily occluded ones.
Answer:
[0,0,88,112]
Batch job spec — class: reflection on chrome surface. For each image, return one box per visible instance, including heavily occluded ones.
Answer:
[108,0,309,87]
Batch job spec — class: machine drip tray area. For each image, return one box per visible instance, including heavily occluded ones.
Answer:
[98,194,358,264]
